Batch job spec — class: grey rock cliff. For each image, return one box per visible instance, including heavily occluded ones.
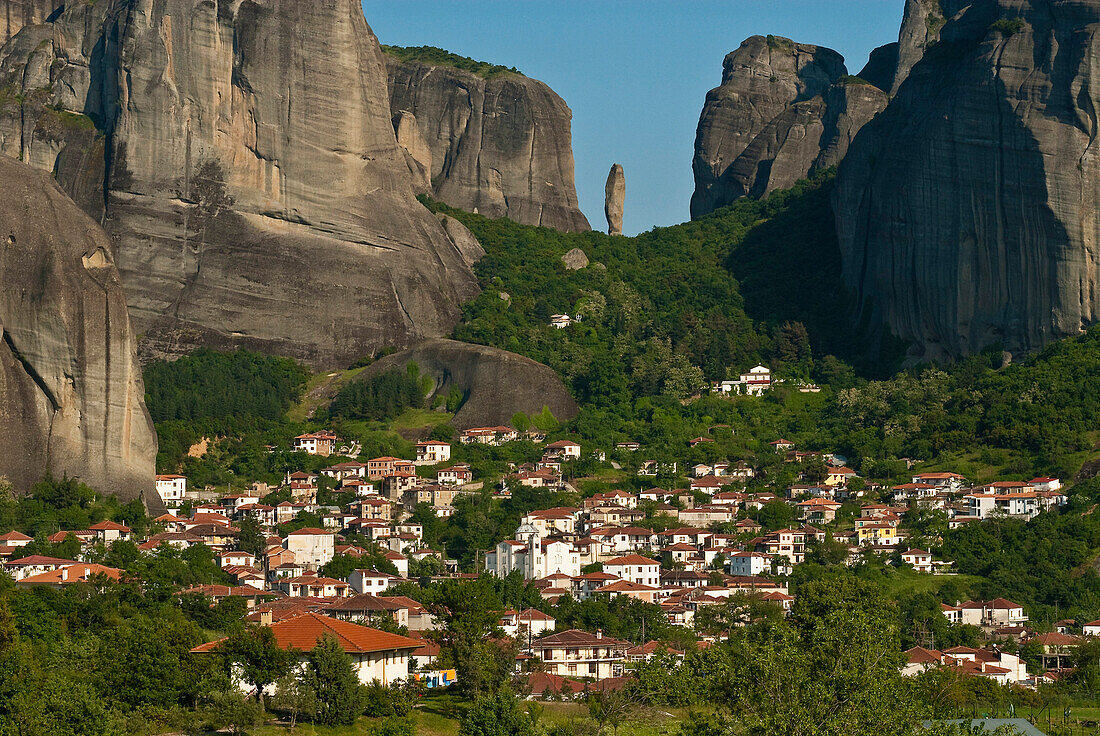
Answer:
[0,154,158,506]
[691,35,886,217]
[0,0,481,368]
[892,0,970,93]
[604,164,625,235]
[835,0,1100,359]
[0,0,60,43]
[386,58,590,232]
[362,339,579,429]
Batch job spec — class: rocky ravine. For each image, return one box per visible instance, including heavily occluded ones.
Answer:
[387,57,590,232]
[0,155,158,506]
[690,35,888,218]
[835,0,1100,359]
[0,0,481,368]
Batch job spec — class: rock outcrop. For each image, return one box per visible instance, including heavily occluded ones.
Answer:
[835,0,1100,359]
[0,155,158,506]
[690,35,887,218]
[604,164,625,235]
[360,339,579,429]
[0,0,481,368]
[386,56,590,232]
[393,111,433,195]
[0,0,60,43]
[561,247,589,271]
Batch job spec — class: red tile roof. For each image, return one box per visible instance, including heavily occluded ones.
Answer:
[193,612,420,654]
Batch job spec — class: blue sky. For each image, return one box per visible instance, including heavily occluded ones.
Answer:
[363,1,905,235]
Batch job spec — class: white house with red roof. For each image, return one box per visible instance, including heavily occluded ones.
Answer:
[544,440,581,460]
[415,442,451,465]
[292,430,337,456]
[1028,477,1061,492]
[911,472,965,490]
[155,475,187,508]
[436,463,473,486]
[90,520,131,543]
[285,527,335,567]
[900,549,933,573]
[602,554,661,587]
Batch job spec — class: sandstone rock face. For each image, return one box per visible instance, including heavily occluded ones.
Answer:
[892,0,971,93]
[394,111,433,194]
[361,338,579,429]
[835,0,1100,359]
[0,0,60,43]
[0,0,480,368]
[691,35,887,217]
[386,58,590,232]
[0,155,158,506]
[604,164,625,235]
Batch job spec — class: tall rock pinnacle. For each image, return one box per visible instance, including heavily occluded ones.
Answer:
[604,164,625,236]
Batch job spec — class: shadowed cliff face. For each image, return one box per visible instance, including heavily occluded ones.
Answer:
[691,35,887,218]
[0,0,481,368]
[835,0,1100,360]
[0,155,159,507]
[387,59,590,233]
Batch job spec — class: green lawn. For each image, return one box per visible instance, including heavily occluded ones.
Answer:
[285,367,368,423]
[391,408,454,431]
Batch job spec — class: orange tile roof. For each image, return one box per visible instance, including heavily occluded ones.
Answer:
[193,612,420,654]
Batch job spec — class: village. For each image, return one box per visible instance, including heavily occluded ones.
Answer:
[1,369,1092,702]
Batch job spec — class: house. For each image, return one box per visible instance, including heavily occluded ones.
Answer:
[544,440,581,460]
[192,612,420,687]
[824,467,858,487]
[155,475,188,508]
[292,431,337,456]
[285,527,335,567]
[1083,619,1100,637]
[549,314,576,329]
[769,439,794,452]
[415,442,451,465]
[271,575,350,598]
[367,457,410,481]
[3,555,80,581]
[459,426,518,446]
[486,525,580,580]
[500,609,557,640]
[901,549,933,573]
[348,569,403,595]
[911,472,965,490]
[321,462,367,482]
[531,629,630,680]
[16,563,122,588]
[1028,477,1062,492]
[714,366,772,396]
[436,464,473,486]
[726,551,773,577]
[90,520,131,544]
[602,554,661,587]
[1032,632,1080,671]
[616,442,641,452]
[596,580,659,604]
[325,594,411,629]
[796,498,842,523]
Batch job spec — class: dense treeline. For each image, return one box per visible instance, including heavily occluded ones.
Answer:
[381,44,522,78]
[327,365,426,422]
[144,349,310,424]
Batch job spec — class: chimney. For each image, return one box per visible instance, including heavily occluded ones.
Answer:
[259,609,273,626]
[597,629,602,639]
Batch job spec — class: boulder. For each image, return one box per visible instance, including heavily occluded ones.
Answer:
[561,247,589,270]
[604,163,625,235]
[361,339,579,429]
[690,35,886,217]
[0,154,158,507]
[386,57,590,232]
[835,0,1100,359]
[0,0,481,369]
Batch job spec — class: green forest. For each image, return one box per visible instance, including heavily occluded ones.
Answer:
[381,45,523,78]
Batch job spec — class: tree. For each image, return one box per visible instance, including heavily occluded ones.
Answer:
[217,625,296,709]
[729,576,927,736]
[587,687,636,735]
[757,499,795,531]
[302,633,361,726]
[271,673,317,731]
[459,689,535,736]
[237,516,266,557]
[428,578,510,697]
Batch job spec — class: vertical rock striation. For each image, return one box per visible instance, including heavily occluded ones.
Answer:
[0,0,61,43]
[604,164,625,236]
[835,0,1100,359]
[0,155,157,506]
[690,35,887,218]
[0,0,481,368]
[386,57,590,232]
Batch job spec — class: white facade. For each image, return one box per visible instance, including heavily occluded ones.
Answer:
[285,528,335,567]
[415,442,451,465]
[155,475,187,508]
[486,525,580,580]
[726,551,771,577]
